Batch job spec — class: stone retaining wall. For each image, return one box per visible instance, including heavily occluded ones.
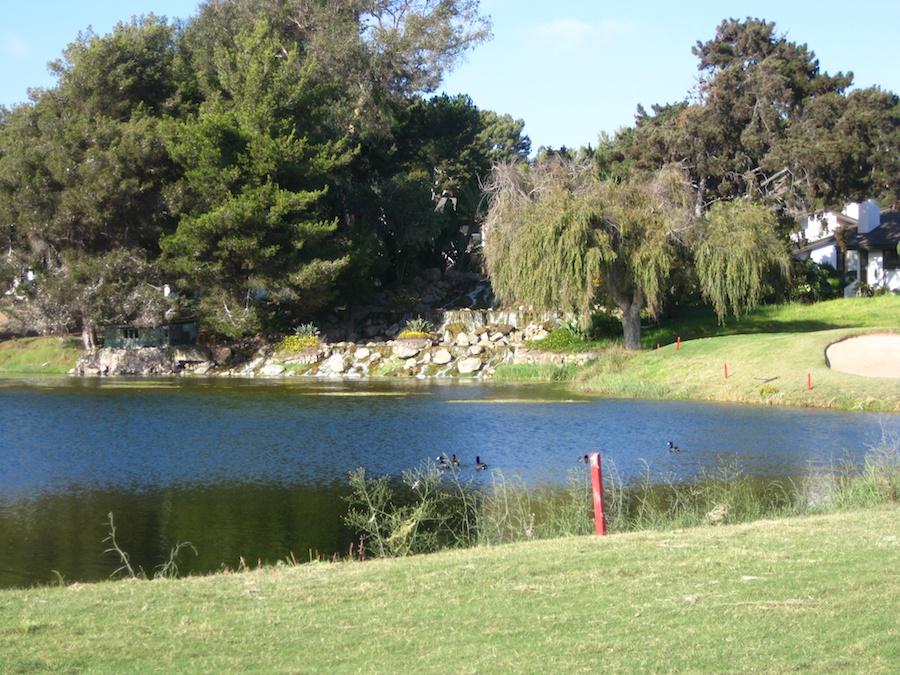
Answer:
[72,321,596,378]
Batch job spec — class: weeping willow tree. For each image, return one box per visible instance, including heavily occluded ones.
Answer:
[482,158,610,317]
[483,156,789,350]
[695,200,792,320]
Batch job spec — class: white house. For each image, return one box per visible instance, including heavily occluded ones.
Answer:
[793,200,900,296]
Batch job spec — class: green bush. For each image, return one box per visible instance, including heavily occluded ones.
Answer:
[294,323,320,338]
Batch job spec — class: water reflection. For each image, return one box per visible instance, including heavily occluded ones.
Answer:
[0,377,896,587]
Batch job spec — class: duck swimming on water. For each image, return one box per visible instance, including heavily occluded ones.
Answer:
[475,456,487,470]
[436,455,450,469]
[578,454,590,463]
[667,441,683,452]
[450,454,460,467]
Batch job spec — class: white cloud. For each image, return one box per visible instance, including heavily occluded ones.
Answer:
[2,34,29,61]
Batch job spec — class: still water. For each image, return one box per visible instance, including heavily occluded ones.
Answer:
[1,377,897,588]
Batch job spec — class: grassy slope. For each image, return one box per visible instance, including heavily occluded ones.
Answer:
[2,506,898,673]
[0,336,82,374]
[575,296,900,411]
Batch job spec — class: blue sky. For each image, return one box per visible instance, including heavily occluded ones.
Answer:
[3,1,899,150]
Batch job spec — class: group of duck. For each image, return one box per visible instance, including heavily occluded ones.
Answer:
[441,441,685,471]
[436,454,488,470]
[578,441,685,464]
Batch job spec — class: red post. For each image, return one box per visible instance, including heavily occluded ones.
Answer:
[589,452,606,536]
[807,373,812,391]
[724,363,729,379]
[676,337,681,351]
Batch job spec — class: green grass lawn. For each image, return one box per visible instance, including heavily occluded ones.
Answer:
[642,294,900,346]
[562,296,900,411]
[0,336,82,373]
[2,506,898,673]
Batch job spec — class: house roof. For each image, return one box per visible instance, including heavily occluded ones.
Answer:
[845,211,900,250]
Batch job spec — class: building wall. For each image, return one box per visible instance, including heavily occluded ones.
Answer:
[809,243,838,268]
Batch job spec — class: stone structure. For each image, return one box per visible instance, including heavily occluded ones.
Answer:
[71,318,595,378]
[70,270,593,378]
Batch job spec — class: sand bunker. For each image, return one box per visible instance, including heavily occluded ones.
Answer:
[825,333,900,378]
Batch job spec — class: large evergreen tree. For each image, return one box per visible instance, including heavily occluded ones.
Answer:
[0,16,184,346]
[627,18,899,219]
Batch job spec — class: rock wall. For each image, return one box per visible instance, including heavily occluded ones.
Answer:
[72,320,596,378]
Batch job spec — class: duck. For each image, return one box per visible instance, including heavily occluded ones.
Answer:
[436,454,450,469]
[475,456,487,470]
[578,454,590,463]
[450,454,461,467]
[666,441,683,452]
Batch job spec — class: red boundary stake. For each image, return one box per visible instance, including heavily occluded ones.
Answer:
[807,373,812,391]
[590,452,606,536]
[724,363,729,379]
[676,337,681,351]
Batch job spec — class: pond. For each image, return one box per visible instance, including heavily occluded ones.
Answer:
[0,377,897,588]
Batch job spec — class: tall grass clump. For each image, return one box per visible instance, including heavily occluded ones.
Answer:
[823,429,900,509]
[343,436,900,560]
[344,463,481,557]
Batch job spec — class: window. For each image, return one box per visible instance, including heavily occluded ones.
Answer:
[884,246,900,270]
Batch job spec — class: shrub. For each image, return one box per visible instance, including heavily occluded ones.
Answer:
[397,317,434,340]
[275,334,319,353]
[527,326,583,351]
[294,323,320,338]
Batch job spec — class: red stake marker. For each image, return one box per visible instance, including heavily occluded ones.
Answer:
[676,337,681,351]
[590,452,606,536]
[724,363,729,379]
[807,373,812,391]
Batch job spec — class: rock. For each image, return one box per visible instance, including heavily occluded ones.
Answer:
[260,363,286,377]
[192,362,215,375]
[212,346,233,364]
[392,340,427,359]
[469,345,483,355]
[325,353,347,374]
[433,348,453,365]
[457,357,483,374]
[354,347,371,360]
[237,356,266,376]
[456,333,470,346]
[74,347,177,376]
[422,267,443,282]
[173,346,210,364]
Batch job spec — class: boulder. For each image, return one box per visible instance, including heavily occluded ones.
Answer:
[433,348,453,365]
[173,346,211,364]
[392,338,430,359]
[325,353,347,374]
[260,363,286,377]
[457,357,483,374]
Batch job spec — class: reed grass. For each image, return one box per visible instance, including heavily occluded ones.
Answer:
[341,431,900,558]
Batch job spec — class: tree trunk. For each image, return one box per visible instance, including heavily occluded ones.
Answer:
[81,324,97,350]
[621,301,643,351]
